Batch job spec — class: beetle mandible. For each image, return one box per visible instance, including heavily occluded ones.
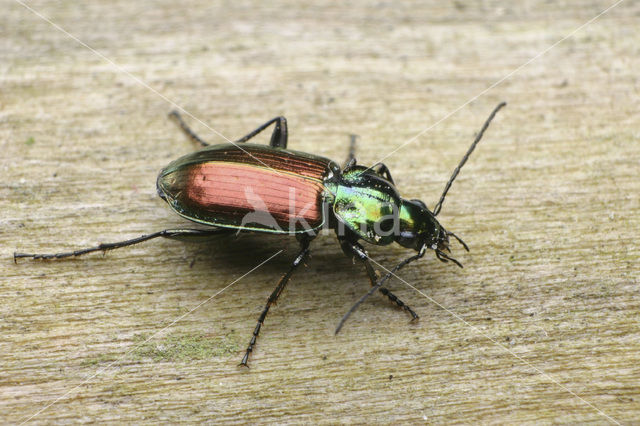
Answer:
[15,102,506,367]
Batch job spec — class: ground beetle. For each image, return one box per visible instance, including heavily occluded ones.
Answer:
[15,102,506,366]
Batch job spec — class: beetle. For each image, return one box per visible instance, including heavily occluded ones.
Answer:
[14,102,506,366]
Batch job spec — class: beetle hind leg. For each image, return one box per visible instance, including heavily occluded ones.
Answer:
[13,228,233,262]
[169,110,210,147]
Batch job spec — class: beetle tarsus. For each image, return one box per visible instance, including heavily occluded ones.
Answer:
[378,286,419,320]
[339,237,419,321]
[238,353,251,368]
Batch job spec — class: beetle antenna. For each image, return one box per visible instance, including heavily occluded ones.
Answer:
[335,245,426,335]
[433,102,506,216]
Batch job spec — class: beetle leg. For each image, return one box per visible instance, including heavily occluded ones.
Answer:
[335,245,426,334]
[371,163,395,184]
[13,228,233,262]
[168,110,210,147]
[235,116,288,148]
[338,238,418,321]
[342,134,358,169]
[168,111,289,149]
[240,237,311,367]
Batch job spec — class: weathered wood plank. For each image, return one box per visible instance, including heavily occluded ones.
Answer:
[2,0,638,423]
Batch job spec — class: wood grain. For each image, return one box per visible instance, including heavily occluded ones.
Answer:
[2,0,639,423]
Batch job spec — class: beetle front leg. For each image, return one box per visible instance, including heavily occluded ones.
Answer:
[240,236,311,367]
[342,134,358,169]
[371,162,395,184]
[14,228,233,262]
[339,238,418,321]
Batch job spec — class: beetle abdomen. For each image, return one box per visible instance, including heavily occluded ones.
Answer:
[157,144,336,233]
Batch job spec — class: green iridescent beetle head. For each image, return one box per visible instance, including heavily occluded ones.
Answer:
[395,198,443,251]
[394,198,468,266]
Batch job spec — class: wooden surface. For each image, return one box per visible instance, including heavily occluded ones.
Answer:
[2,0,639,423]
